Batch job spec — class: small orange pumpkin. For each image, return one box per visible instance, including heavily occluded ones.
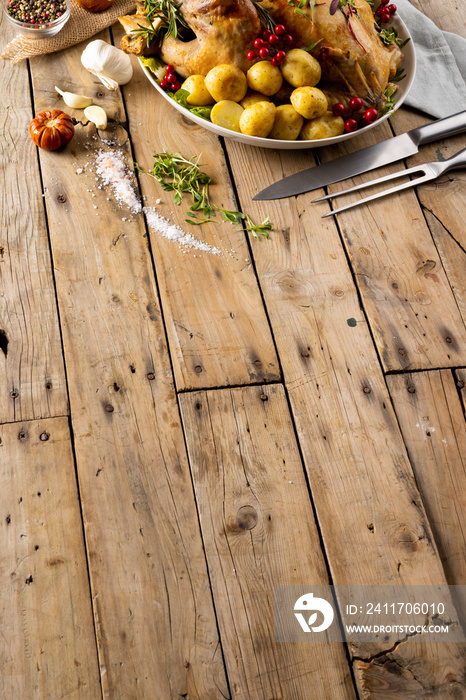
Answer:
[29,109,75,150]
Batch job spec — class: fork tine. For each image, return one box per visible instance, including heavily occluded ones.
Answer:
[321,172,434,218]
[312,164,429,203]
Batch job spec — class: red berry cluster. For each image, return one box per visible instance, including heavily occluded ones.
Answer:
[160,65,181,92]
[247,24,293,66]
[332,97,379,132]
[376,0,397,24]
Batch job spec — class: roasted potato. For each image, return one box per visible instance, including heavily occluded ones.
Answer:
[240,90,272,109]
[290,87,328,119]
[205,64,248,103]
[269,104,304,140]
[239,101,277,137]
[280,49,322,88]
[210,100,244,132]
[246,61,283,96]
[300,111,345,140]
[181,75,215,106]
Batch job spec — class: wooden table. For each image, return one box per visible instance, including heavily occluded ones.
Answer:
[1,1,465,697]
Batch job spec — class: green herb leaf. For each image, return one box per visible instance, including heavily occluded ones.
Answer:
[138,152,273,240]
[301,39,322,51]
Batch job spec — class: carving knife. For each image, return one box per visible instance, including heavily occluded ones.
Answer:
[253,110,466,201]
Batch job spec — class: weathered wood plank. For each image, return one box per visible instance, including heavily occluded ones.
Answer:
[0,16,68,423]
[387,370,466,619]
[318,116,466,371]
[29,35,229,698]
[179,384,356,700]
[0,416,100,698]
[112,24,280,391]
[388,0,466,327]
[225,140,466,695]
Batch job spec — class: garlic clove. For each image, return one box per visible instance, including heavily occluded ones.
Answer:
[84,105,108,130]
[55,86,93,109]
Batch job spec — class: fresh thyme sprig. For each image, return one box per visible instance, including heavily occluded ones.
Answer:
[379,26,410,47]
[379,86,396,117]
[136,152,273,239]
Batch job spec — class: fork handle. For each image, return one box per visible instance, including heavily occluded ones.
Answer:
[439,147,466,174]
[410,110,466,146]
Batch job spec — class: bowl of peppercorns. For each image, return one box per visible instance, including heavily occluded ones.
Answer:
[4,0,69,38]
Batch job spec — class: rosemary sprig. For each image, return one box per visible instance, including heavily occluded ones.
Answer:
[130,0,188,46]
[251,0,275,31]
[137,152,273,239]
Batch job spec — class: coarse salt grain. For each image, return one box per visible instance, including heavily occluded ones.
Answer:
[94,150,142,214]
[144,207,222,256]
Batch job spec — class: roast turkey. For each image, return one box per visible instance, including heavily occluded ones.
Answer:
[119,0,404,108]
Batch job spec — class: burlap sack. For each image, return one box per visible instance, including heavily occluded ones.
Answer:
[2,0,136,63]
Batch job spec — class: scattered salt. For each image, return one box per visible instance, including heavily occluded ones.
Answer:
[76,168,83,175]
[155,198,162,204]
[94,149,142,214]
[144,207,222,256]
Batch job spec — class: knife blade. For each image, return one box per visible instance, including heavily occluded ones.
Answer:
[253,110,466,201]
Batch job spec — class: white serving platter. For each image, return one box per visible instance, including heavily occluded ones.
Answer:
[140,11,415,149]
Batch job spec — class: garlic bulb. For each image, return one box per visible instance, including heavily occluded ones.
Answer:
[81,40,133,91]
[55,86,93,109]
[84,105,108,130]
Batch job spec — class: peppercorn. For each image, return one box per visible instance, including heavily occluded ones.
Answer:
[5,0,66,24]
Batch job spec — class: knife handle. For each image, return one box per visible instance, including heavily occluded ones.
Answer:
[410,110,466,147]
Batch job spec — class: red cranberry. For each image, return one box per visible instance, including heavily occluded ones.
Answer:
[274,24,286,35]
[254,38,264,49]
[364,108,379,123]
[165,73,176,83]
[344,118,358,132]
[275,50,286,63]
[332,102,345,117]
[262,28,272,40]
[160,79,169,90]
[283,34,294,45]
[259,47,270,58]
[349,96,363,111]
[381,10,391,21]
[387,3,397,12]
[268,33,279,44]
[247,50,257,61]
[165,64,175,73]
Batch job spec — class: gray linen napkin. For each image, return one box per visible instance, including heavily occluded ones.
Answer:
[396,0,466,118]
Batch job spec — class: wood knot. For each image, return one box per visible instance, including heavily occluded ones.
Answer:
[260,394,268,402]
[146,372,155,380]
[407,385,416,394]
[194,402,202,411]
[105,404,114,413]
[10,390,19,399]
[194,365,203,374]
[236,505,258,531]
[254,359,262,367]
[301,350,309,358]
[363,386,371,394]
[57,194,67,203]
[398,347,406,356]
